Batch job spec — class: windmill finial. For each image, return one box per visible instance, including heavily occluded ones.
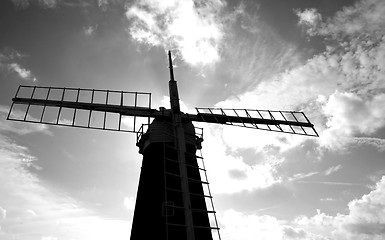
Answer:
[168,50,175,82]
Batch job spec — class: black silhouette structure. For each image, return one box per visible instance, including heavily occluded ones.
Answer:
[7,51,318,240]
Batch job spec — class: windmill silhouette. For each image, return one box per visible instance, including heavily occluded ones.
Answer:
[7,51,318,240]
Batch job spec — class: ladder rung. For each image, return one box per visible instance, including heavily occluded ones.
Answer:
[194,225,220,230]
[164,171,181,178]
[188,178,209,184]
[164,157,179,163]
[166,223,187,227]
[165,187,183,193]
[191,208,216,213]
[190,192,213,198]
[186,163,206,171]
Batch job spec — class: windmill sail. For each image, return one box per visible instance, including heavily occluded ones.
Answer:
[7,85,153,133]
[187,107,319,137]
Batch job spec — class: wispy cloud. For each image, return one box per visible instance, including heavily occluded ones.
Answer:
[8,63,36,81]
[289,171,319,181]
[84,25,98,36]
[350,137,385,152]
[0,105,50,135]
[0,48,37,82]
[11,0,58,9]
[297,181,364,186]
[216,0,385,153]
[0,123,130,239]
[324,164,343,176]
[125,0,225,66]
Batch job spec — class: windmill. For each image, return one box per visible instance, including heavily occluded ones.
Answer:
[7,51,318,240]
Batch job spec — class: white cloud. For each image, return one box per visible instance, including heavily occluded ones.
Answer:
[0,206,6,219]
[199,125,282,194]
[123,196,135,211]
[8,63,36,81]
[217,0,385,152]
[295,8,322,34]
[289,171,319,181]
[324,165,342,176]
[0,105,51,135]
[216,177,385,239]
[0,131,131,240]
[350,137,385,152]
[126,0,225,66]
[41,236,58,240]
[294,176,385,239]
[84,25,97,36]
[219,209,283,240]
[11,0,57,9]
[310,0,385,38]
[320,92,385,150]
[343,176,385,236]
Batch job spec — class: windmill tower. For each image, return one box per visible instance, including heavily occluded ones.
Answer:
[7,51,318,240]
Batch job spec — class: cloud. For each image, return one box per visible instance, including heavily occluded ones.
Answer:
[8,63,36,81]
[343,176,385,235]
[125,0,225,66]
[350,137,385,152]
[123,196,135,211]
[324,164,342,176]
[84,25,98,36]
[320,92,385,149]
[217,0,385,153]
[0,48,37,82]
[0,206,6,219]
[289,171,319,181]
[295,8,322,34]
[11,0,57,9]
[216,176,385,240]
[0,105,51,135]
[308,0,385,38]
[0,128,130,239]
[219,209,329,240]
[198,125,282,194]
[294,176,385,239]
[219,209,284,240]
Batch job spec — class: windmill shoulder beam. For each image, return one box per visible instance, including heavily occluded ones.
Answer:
[186,112,314,128]
[12,97,163,118]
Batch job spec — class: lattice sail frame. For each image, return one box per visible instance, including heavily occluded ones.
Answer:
[191,107,319,137]
[7,85,152,133]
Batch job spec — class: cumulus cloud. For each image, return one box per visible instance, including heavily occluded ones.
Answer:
[199,125,282,194]
[217,176,385,240]
[293,176,385,239]
[295,8,322,35]
[219,209,330,240]
[320,92,385,149]
[343,176,385,235]
[218,0,385,152]
[125,0,225,66]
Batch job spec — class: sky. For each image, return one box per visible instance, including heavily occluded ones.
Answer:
[1,0,385,239]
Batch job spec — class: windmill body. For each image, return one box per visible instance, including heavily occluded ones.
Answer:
[7,51,318,240]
